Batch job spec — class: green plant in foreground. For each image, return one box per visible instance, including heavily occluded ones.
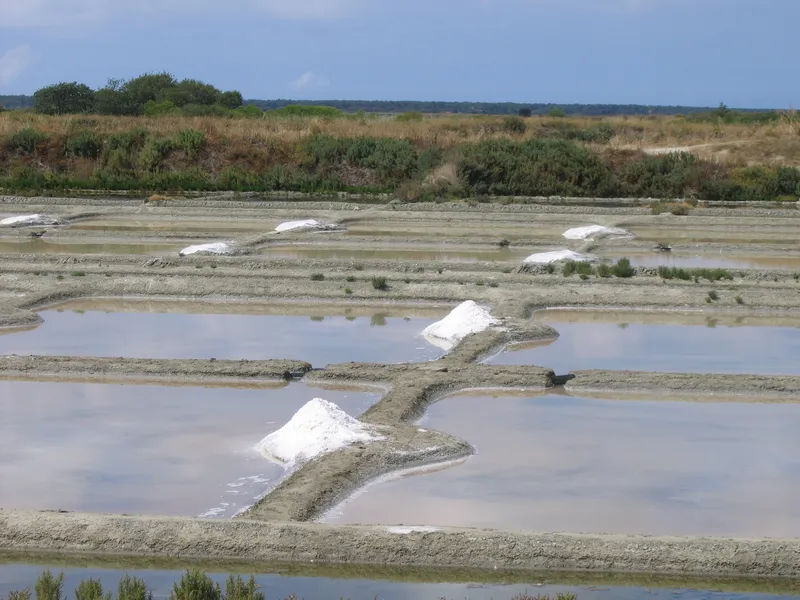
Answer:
[562,260,593,277]
[117,575,152,600]
[353,263,365,271]
[8,589,32,600]
[310,273,325,281]
[545,263,555,274]
[708,290,719,301]
[34,571,63,600]
[344,287,352,295]
[169,569,220,600]
[371,276,388,290]
[595,263,612,278]
[7,127,48,155]
[735,295,744,304]
[611,257,635,278]
[223,576,264,600]
[345,275,356,282]
[74,578,111,600]
[70,271,86,277]
[489,281,499,287]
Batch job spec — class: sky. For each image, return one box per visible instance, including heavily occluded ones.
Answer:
[0,0,796,107]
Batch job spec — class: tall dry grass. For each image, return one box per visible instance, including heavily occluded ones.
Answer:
[1,111,798,165]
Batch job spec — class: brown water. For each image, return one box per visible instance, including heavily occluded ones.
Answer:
[0,381,379,517]
[601,251,800,271]
[488,310,800,375]
[0,240,181,255]
[257,245,528,263]
[325,392,800,537]
[0,300,445,365]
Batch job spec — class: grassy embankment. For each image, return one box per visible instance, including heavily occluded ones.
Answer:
[1,110,799,201]
[4,570,577,600]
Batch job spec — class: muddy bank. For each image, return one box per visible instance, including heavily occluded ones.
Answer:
[0,356,311,385]
[567,370,800,398]
[2,510,799,578]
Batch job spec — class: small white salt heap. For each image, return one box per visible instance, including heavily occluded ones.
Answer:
[178,242,233,256]
[275,219,334,233]
[523,250,596,264]
[562,225,633,240]
[422,300,502,351]
[1,214,59,227]
[256,398,383,465]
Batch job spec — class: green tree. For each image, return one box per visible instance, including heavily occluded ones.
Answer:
[122,72,178,107]
[546,107,566,118]
[33,82,95,115]
[219,90,244,109]
[175,79,222,106]
[518,108,532,117]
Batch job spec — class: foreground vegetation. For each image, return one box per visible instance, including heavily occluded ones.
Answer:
[1,105,798,198]
[3,570,578,600]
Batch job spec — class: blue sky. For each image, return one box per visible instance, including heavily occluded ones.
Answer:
[0,0,796,107]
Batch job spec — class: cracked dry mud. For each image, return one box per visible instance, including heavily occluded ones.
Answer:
[1,195,799,577]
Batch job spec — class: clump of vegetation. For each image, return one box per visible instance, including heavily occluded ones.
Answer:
[70,271,86,277]
[7,127,48,154]
[169,569,220,600]
[658,266,732,282]
[34,571,64,600]
[735,295,744,304]
[611,257,635,278]
[595,263,612,278]
[562,260,593,277]
[489,281,499,288]
[707,290,719,302]
[371,276,388,290]
[344,287,353,295]
[222,576,264,600]
[74,579,111,600]
[174,128,206,158]
[650,201,692,216]
[66,130,103,158]
[353,263,365,271]
[310,273,325,281]
[545,263,556,274]
[345,275,356,282]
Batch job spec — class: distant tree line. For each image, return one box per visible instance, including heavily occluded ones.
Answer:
[21,73,244,116]
[1,90,777,117]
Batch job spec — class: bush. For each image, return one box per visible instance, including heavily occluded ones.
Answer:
[34,571,63,600]
[396,111,424,122]
[7,128,48,154]
[344,287,353,295]
[562,261,593,277]
[310,273,325,281]
[33,82,95,115]
[174,129,206,158]
[74,579,110,600]
[169,570,220,600]
[372,276,388,290]
[596,263,612,278]
[501,116,526,135]
[8,590,32,600]
[708,290,719,301]
[117,575,152,600]
[222,576,264,600]
[269,105,343,118]
[611,257,635,278]
[66,130,103,158]
[137,137,175,172]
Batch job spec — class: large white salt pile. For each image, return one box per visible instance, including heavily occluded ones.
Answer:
[256,398,383,464]
[1,214,59,227]
[562,225,633,240]
[523,250,596,264]
[422,300,502,351]
[275,219,334,233]
[178,242,233,256]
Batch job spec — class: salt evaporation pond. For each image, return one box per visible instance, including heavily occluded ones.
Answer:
[600,250,800,271]
[0,300,446,365]
[257,245,528,262]
[0,240,182,255]
[487,310,800,375]
[0,380,380,517]
[1,563,798,600]
[325,392,800,537]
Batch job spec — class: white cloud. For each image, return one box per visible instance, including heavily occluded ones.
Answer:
[291,72,330,91]
[0,44,33,87]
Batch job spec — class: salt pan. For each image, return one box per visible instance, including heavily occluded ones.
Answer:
[256,398,383,464]
[423,300,502,351]
[178,242,233,256]
[562,225,633,240]
[1,214,59,227]
[523,250,596,264]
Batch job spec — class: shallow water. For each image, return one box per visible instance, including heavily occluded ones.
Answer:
[0,381,379,517]
[0,300,445,365]
[1,563,798,600]
[71,218,281,234]
[601,251,800,271]
[0,239,181,255]
[488,310,800,375]
[257,245,528,262]
[325,393,800,537]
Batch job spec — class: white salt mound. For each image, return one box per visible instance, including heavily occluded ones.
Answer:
[256,398,383,464]
[178,242,233,256]
[275,219,334,233]
[562,225,633,240]
[386,526,441,534]
[423,300,502,351]
[0,214,59,227]
[523,250,596,264]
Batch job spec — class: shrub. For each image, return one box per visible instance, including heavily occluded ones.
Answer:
[611,257,635,278]
[169,570,220,600]
[657,266,692,281]
[8,590,32,600]
[735,295,744,304]
[371,276,388,290]
[545,264,555,274]
[596,263,612,278]
[137,137,175,172]
[708,290,719,301]
[310,273,325,281]
[344,287,353,295]
[174,129,206,158]
[395,111,424,122]
[269,105,343,118]
[345,275,356,282]
[354,263,365,271]
[70,271,86,277]
[7,128,48,154]
[501,116,527,135]
[106,128,148,153]
[74,579,110,600]
[143,100,179,116]
[33,82,95,115]
[66,130,103,158]
[562,261,593,277]
[222,576,264,600]
[34,571,63,600]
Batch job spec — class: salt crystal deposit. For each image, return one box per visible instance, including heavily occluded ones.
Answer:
[386,526,441,534]
[275,219,335,233]
[0,214,59,227]
[523,250,596,264]
[562,225,633,240]
[423,300,502,351]
[256,398,383,465]
[178,242,233,256]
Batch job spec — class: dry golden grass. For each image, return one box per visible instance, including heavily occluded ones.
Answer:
[1,111,798,165]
